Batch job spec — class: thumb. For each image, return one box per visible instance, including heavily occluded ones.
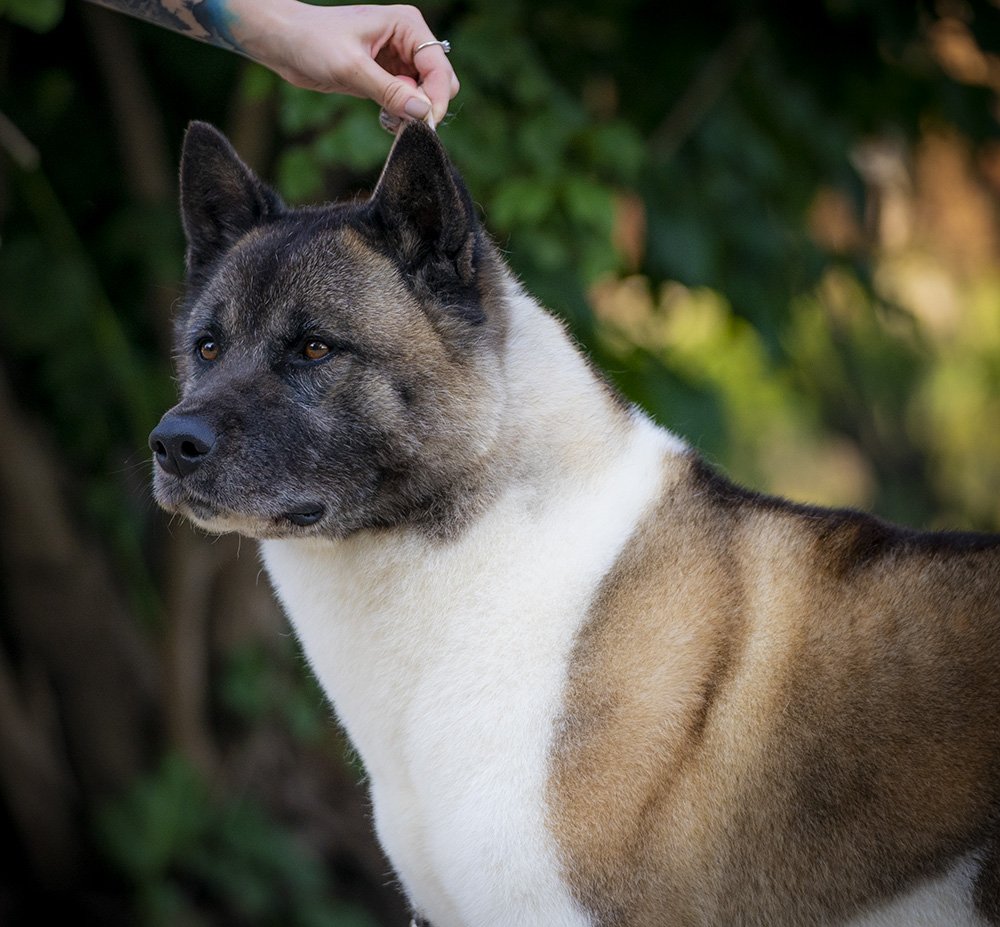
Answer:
[386,76,434,123]
[354,57,433,123]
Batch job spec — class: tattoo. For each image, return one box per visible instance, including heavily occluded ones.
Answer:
[190,0,243,54]
[82,0,246,55]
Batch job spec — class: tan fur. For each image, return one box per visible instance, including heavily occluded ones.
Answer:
[551,454,1000,926]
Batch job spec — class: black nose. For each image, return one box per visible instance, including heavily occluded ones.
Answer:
[149,414,218,478]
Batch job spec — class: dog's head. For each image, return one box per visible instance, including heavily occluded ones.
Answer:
[150,121,508,539]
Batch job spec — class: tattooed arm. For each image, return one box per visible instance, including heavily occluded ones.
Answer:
[83,0,459,126]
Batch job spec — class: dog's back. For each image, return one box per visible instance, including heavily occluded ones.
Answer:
[152,121,1000,927]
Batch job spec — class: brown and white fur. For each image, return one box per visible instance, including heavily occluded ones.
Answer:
[151,121,1000,927]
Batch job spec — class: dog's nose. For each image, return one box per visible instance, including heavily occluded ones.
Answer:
[149,415,218,478]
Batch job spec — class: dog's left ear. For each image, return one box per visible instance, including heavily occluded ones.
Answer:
[363,123,483,321]
[180,121,285,285]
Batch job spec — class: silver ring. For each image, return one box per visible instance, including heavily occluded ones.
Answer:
[414,39,450,55]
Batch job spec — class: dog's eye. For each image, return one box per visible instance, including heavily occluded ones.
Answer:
[303,339,331,361]
[198,338,220,362]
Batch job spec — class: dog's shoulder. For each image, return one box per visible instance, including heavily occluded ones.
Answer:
[549,451,1000,926]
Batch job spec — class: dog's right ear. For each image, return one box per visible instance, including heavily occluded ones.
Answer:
[179,121,284,284]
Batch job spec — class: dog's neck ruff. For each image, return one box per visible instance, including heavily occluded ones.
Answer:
[261,423,682,927]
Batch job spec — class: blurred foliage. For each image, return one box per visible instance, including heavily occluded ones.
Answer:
[4,0,1000,923]
[0,0,64,31]
[100,754,377,927]
[219,639,328,742]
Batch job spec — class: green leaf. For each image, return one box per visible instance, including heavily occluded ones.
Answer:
[586,123,647,182]
[277,145,324,203]
[561,175,614,231]
[313,106,391,173]
[278,85,344,134]
[98,754,208,882]
[489,177,556,230]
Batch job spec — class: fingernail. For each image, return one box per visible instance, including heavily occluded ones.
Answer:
[404,97,431,120]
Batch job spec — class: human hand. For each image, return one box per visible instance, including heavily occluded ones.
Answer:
[229,1,459,128]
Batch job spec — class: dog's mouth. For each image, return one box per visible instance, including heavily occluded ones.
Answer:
[157,479,328,538]
[281,504,325,527]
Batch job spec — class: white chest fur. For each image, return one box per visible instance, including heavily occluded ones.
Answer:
[261,417,677,927]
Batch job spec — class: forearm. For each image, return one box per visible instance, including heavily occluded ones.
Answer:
[81,0,249,54]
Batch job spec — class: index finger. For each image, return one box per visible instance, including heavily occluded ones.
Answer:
[413,44,459,126]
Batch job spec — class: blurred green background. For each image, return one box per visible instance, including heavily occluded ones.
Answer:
[3,0,1000,923]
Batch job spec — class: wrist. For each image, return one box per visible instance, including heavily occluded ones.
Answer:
[187,0,246,54]
[222,0,302,63]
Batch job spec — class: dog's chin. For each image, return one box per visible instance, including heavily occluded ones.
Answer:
[157,491,328,541]
[183,504,272,539]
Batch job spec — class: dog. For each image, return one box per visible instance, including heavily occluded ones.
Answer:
[150,120,1000,927]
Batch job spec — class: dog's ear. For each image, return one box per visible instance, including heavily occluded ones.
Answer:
[179,121,284,284]
[364,123,484,322]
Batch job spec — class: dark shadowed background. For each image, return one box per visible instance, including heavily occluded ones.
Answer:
[3,0,1000,923]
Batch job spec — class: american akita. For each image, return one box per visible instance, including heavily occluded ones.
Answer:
[150,120,1000,927]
